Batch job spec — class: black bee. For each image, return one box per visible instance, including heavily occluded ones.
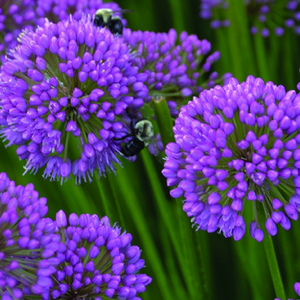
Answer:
[94,8,124,35]
[116,116,154,157]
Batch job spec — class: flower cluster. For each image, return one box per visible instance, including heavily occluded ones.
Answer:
[0,15,150,184]
[47,210,152,300]
[0,0,123,60]
[0,172,152,299]
[123,28,231,110]
[0,12,233,183]
[199,0,300,37]
[163,75,300,241]
[0,172,60,299]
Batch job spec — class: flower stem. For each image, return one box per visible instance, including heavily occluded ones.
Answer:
[165,0,186,32]
[175,196,210,300]
[263,233,286,299]
[253,32,270,81]
[227,0,256,80]
[151,95,175,147]
[110,161,175,300]
[140,150,208,299]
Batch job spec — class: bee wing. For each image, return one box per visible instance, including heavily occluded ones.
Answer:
[147,135,164,163]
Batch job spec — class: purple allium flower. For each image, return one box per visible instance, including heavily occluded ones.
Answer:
[162,75,300,241]
[123,28,231,103]
[199,0,300,36]
[0,172,60,299]
[0,15,149,184]
[48,210,152,300]
[0,1,124,60]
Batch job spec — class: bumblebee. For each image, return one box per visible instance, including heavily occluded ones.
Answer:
[94,8,123,35]
[116,113,154,157]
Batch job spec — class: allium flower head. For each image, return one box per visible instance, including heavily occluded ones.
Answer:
[199,0,300,37]
[123,28,231,117]
[0,1,124,59]
[0,172,60,299]
[0,15,149,184]
[48,210,152,300]
[163,75,300,241]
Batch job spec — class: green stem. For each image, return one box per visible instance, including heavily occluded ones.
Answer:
[269,33,280,84]
[158,217,186,298]
[175,195,209,300]
[107,174,127,227]
[263,234,286,299]
[215,28,233,76]
[227,0,256,80]
[253,33,270,81]
[165,0,186,32]
[282,30,296,90]
[111,164,175,300]
[140,150,209,299]
[95,177,125,225]
[193,231,210,300]
[151,95,175,147]
[140,150,194,297]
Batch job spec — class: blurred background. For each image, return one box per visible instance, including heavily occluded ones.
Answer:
[1,0,300,299]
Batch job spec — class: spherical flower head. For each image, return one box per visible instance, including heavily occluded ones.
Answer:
[124,28,231,108]
[0,172,60,299]
[49,210,152,300]
[0,15,149,184]
[162,75,300,241]
[199,0,300,36]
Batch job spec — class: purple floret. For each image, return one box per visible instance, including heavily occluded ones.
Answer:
[46,210,152,300]
[163,75,300,241]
